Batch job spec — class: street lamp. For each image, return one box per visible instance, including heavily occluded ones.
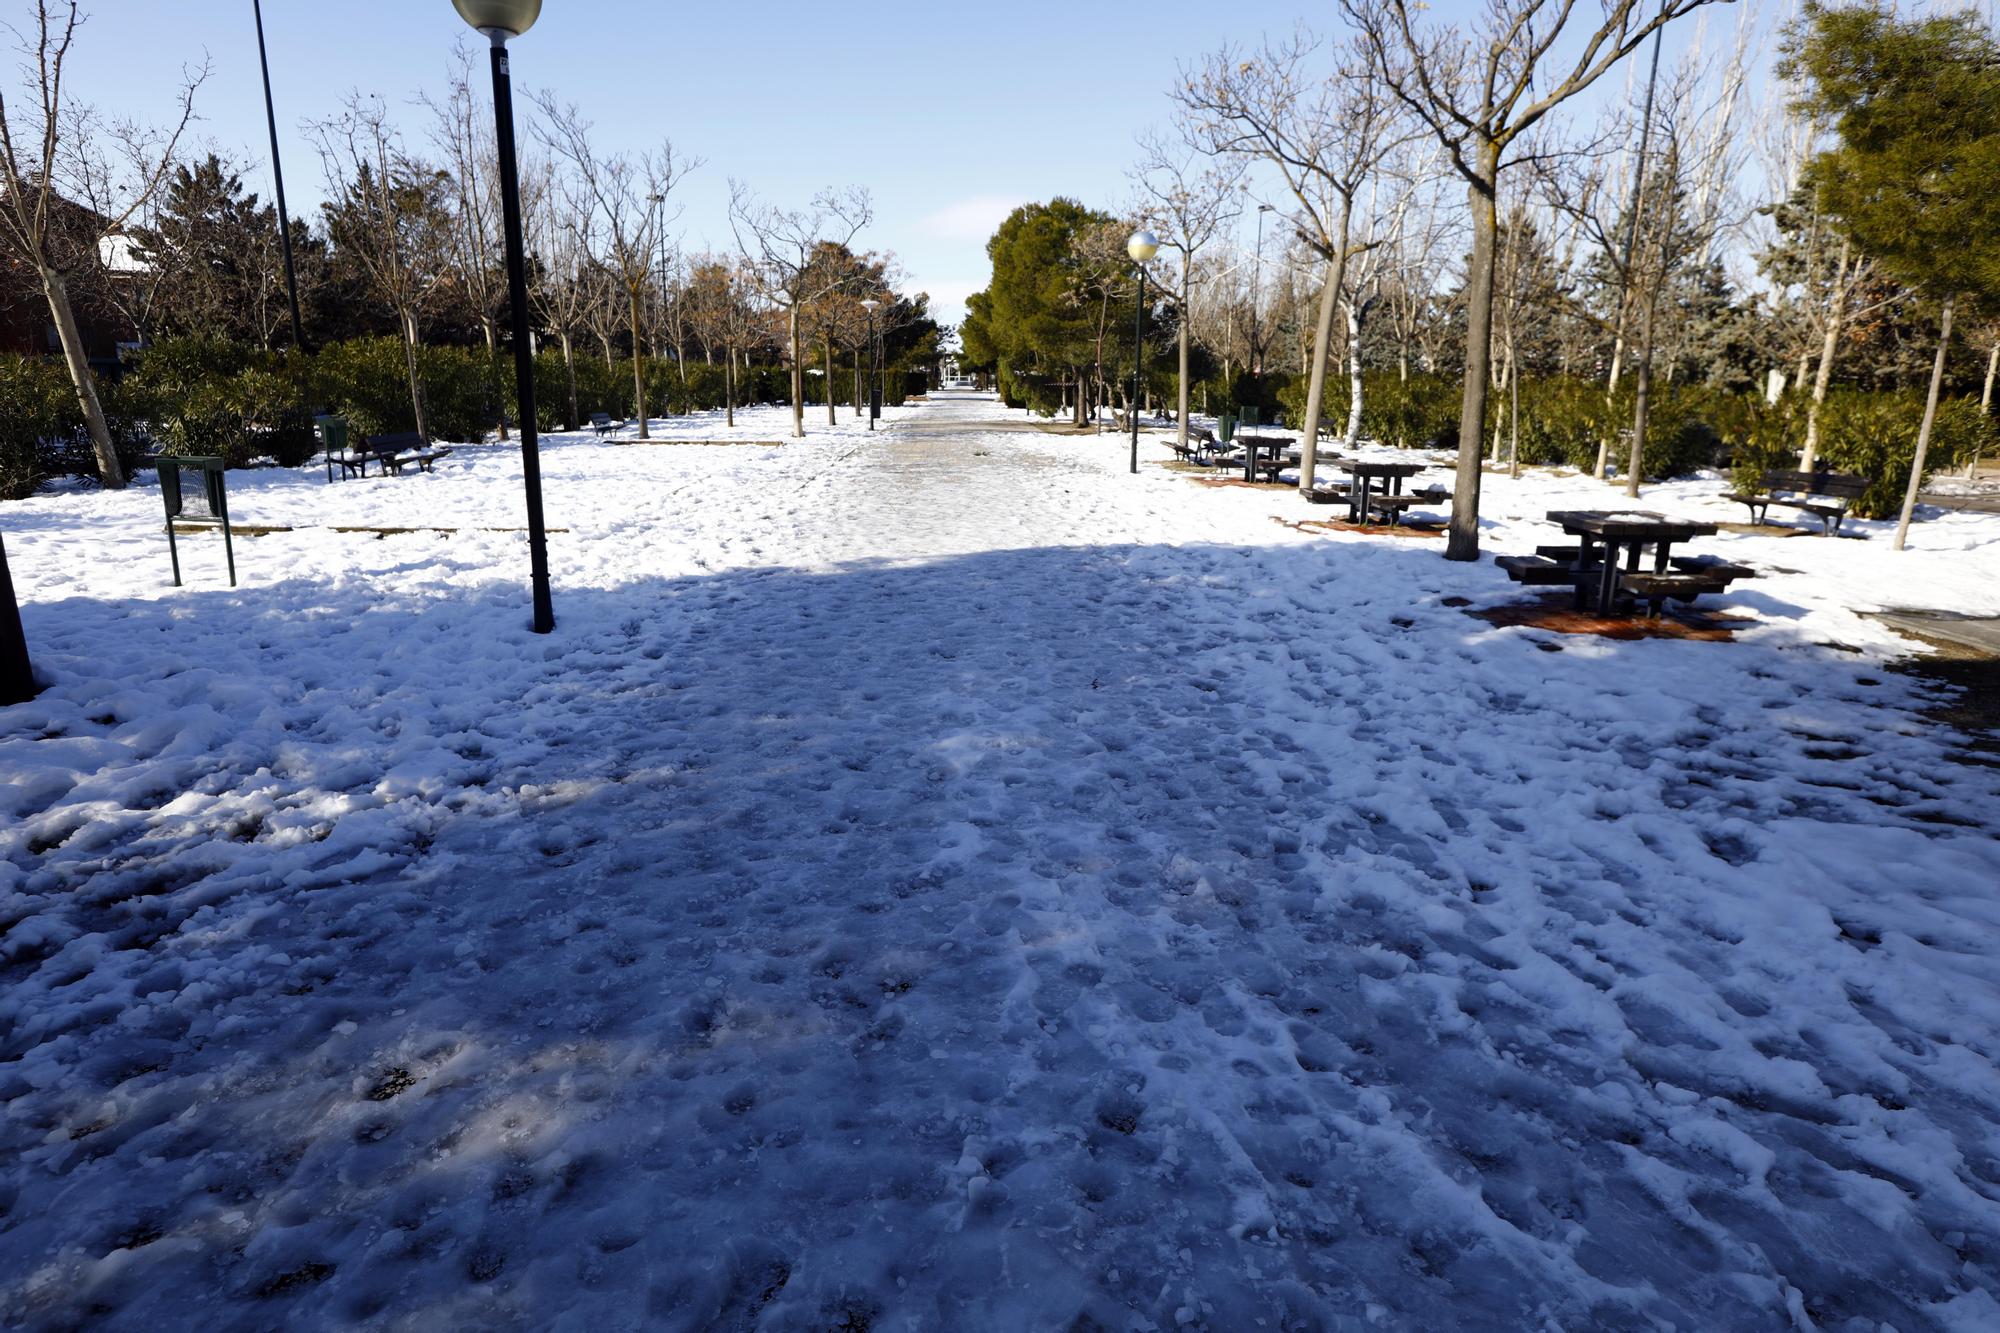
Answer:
[1127,229,1160,475]
[0,532,34,705]
[452,0,554,634]
[251,0,306,353]
[860,298,881,431]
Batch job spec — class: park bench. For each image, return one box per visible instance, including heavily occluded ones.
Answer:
[335,432,453,480]
[590,412,625,437]
[1729,468,1869,535]
[1167,425,1224,464]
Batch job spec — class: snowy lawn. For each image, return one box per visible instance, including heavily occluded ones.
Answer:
[3,393,1999,1330]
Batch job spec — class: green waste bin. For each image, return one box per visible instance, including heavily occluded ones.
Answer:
[1218,413,1238,444]
[317,415,349,484]
[155,455,235,588]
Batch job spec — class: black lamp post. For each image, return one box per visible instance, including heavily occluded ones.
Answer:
[453,0,554,634]
[1127,229,1160,475]
[252,0,307,354]
[860,298,881,430]
[0,532,34,705]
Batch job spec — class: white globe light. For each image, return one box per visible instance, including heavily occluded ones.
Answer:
[1127,229,1161,263]
[452,0,541,37]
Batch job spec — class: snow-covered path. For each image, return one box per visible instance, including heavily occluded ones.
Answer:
[4,394,2000,1330]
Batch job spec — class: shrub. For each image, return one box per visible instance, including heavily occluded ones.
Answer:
[0,356,80,499]
[1722,389,1994,517]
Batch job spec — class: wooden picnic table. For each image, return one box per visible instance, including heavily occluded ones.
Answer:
[1236,433,1296,483]
[1328,457,1430,525]
[1547,510,1719,615]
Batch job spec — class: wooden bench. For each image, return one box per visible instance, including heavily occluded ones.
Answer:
[336,431,453,479]
[589,412,624,437]
[1730,468,1868,535]
[1501,550,1756,609]
[1495,555,1581,586]
[1363,488,1451,528]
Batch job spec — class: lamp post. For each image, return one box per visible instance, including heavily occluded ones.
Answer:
[452,0,553,634]
[860,298,880,431]
[1127,230,1160,475]
[0,532,33,705]
[251,0,307,354]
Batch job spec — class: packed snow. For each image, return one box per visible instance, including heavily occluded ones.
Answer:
[2,392,1998,1331]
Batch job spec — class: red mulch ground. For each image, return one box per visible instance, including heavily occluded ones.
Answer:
[1469,594,1750,642]
[1191,476,1291,490]
[1272,516,1448,540]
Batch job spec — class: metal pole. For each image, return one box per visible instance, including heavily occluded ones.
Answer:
[486,33,555,634]
[252,0,307,353]
[0,531,34,705]
[1130,266,1147,474]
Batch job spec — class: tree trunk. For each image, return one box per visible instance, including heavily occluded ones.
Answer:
[1298,197,1353,495]
[853,348,863,419]
[726,345,737,428]
[1176,268,1192,454]
[1342,297,1365,448]
[824,334,837,425]
[629,288,650,440]
[1595,331,1625,479]
[1625,270,1664,498]
[1508,337,1522,479]
[1894,295,1955,552]
[42,269,124,488]
[1801,238,1851,474]
[483,320,510,442]
[560,331,579,432]
[1968,340,1996,479]
[1447,152,1500,563]
[788,306,805,438]
[399,308,430,442]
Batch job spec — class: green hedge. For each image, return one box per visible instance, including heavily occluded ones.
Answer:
[0,356,78,499]
[1731,390,1994,518]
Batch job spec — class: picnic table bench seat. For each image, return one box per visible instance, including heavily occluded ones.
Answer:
[1729,468,1868,534]
[1618,571,1739,617]
[589,412,625,437]
[334,431,453,480]
[1495,554,1582,586]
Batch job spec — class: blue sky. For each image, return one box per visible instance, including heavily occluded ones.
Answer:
[60,0,1336,325]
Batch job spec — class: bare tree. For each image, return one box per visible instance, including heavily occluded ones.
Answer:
[311,94,452,441]
[686,254,767,428]
[1343,0,1723,559]
[1134,128,1242,453]
[0,0,204,486]
[428,45,510,439]
[536,96,694,440]
[1179,29,1417,493]
[729,183,872,439]
[528,166,594,431]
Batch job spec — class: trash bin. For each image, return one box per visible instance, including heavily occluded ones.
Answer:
[1218,413,1238,444]
[155,454,235,588]
[317,415,349,484]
